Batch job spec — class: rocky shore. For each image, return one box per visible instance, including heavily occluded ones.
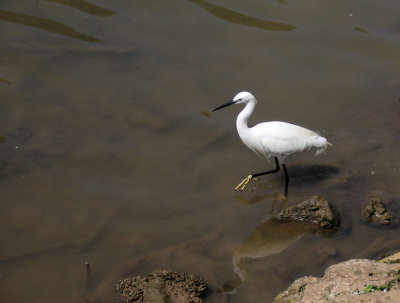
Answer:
[274,258,400,303]
[115,195,399,303]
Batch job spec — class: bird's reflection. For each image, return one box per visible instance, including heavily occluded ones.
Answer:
[234,175,289,214]
[234,191,287,215]
[224,177,338,294]
[222,219,329,294]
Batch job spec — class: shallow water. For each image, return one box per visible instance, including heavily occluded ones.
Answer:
[0,0,399,302]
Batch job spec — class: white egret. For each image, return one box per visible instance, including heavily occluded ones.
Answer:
[213,91,332,191]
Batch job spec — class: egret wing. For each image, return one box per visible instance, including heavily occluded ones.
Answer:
[254,122,321,157]
[261,135,308,156]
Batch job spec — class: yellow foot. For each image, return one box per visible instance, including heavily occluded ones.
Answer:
[234,175,259,191]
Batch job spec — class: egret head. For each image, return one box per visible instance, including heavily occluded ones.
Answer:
[212,91,256,112]
[232,91,255,104]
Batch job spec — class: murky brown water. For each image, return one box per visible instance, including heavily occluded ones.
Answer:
[0,0,399,302]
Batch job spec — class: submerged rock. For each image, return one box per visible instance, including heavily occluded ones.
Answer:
[115,270,207,303]
[275,195,340,229]
[363,197,393,225]
[274,259,400,303]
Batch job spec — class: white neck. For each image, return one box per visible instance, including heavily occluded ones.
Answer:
[236,98,256,134]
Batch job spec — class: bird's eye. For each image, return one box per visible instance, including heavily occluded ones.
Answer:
[237,98,242,101]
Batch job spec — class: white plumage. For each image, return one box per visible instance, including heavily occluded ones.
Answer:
[213,91,332,190]
[241,121,328,161]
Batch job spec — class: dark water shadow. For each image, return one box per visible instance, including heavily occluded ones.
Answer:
[233,165,340,211]
[0,9,102,42]
[188,0,296,31]
[45,0,117,17]
[286,164,340,186]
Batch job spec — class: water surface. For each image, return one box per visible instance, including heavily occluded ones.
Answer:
[0,0,399,302]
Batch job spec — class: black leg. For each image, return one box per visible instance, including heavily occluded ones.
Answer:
[282,163,289,184]
[284,182,288,197]
[252,157,280,178]
[282,163,289,197]
[235,157,290,191]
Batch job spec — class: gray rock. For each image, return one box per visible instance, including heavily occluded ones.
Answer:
[275,195,340,229]
[363,197,393,225]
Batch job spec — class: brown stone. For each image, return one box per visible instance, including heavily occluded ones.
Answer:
[115,270,207,303]
[274,259,400,303]
[363,197,393,225]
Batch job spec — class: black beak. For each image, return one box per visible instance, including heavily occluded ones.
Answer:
[212,100,236,112]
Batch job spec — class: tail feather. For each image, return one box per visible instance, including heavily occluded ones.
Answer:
[315,148,325,155]
[315,137,332,155]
